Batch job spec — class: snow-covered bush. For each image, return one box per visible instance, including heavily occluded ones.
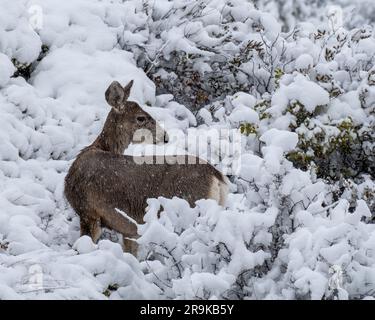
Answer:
[255,0,375,31]
[121,0,374,179]
[118,0,284,110]
[121,0,375,299]
[138,194,375,299]
[0,0,374,299]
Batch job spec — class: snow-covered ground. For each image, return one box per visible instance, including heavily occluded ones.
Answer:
[0,0,374,299]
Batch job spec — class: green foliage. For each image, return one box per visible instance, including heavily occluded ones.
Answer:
[368,70,375,86]
[285,101,314,129]
[254,99,272,120]
[11,45,49,80]
[102,284,119,297]
[240,122,258,135]
[11,58,32,79]
[274,68,284,88]
[287,117,374,180]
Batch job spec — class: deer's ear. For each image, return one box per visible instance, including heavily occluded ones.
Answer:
[123,80,134,101]
[105,81,125,108]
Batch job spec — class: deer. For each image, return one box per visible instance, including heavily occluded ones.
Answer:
[64,80,228,255]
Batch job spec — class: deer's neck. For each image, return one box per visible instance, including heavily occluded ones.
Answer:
[92,112,131,155]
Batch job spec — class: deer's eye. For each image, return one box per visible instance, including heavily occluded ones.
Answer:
[136,116,146,123]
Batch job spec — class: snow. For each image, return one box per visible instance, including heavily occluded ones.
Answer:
[0,53,15,87]
[238,153,264,181]
[327,99,367,123]
[73,236,97,254]
[228,92,259,125]
[229,106,259,125]
[271,74,330,114]
[0,0,374,300]
[260,129,298,152]
[295,54,314,71]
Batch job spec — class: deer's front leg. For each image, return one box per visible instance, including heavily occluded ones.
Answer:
[80,216,102,243]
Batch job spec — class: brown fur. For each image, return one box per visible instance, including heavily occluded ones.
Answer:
[64,80,228,255]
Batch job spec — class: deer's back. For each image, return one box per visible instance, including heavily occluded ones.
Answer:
[65,148,225,221]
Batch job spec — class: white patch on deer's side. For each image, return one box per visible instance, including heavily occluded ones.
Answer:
[208,176,229,206]
[219,177,229,206]
[115,208,139,226]
[208,176,221,204]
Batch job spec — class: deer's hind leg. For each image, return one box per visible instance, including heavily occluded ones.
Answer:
[100,207,140,256]
[80,215,102,243]
[123,237,138,256]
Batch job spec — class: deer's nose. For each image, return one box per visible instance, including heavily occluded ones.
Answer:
[164,133,169,143]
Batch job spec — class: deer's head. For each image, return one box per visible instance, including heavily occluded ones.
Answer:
[97,80,168,154]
